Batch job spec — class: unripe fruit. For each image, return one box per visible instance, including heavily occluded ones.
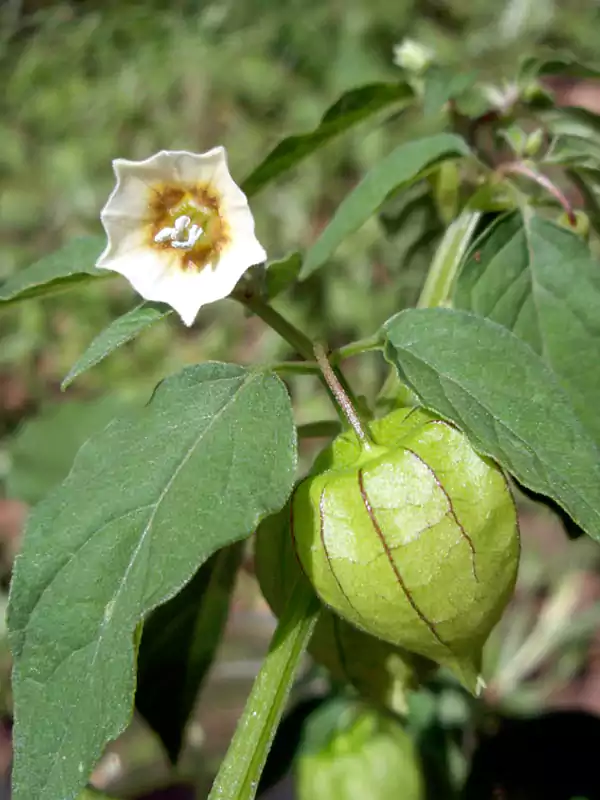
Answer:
[296,698,424,800]
[255,503,433,713]
[291,407,520,693]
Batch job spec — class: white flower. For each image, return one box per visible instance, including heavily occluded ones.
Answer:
[393,39,434,74]
[97,147,267,326]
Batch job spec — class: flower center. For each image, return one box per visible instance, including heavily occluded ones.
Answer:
[148,183,230,271]
[154,215,203,250]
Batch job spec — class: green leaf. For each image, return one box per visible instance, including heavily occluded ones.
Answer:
[208,577,320,800]
[423,66,478,117]
[382,308,600,542]
[544,106,600,140]
[265,253,302,300]
[545,135,600,170]
[455,211,600,443]
[0,237,109,305]
[8,363,297,800]
[300,134,470,279]
[241,82,414,197]
[6,396,134,505]
[136,541,244,763]
[62,303,173,390]
[519,52,600,85]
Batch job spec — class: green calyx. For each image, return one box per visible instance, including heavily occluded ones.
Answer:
[291,407,520,694]
[255,502,434,714]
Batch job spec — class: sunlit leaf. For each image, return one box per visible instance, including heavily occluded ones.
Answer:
[455,211,600,443]
[383,309,600,542]
[8,363,297,800]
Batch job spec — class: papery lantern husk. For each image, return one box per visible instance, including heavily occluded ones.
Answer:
[255,502,434,714]
[291,407,520,694]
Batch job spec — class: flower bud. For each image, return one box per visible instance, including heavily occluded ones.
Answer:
[393,39,434,74]
[296,698,424,800]
[291,407,520,693]
[255,503,433,713]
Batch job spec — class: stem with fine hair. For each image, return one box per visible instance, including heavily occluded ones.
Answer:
[314,343,373,449]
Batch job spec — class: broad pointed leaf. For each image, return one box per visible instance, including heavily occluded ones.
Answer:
[62,303,173,390]
[300,134,470,279]
[0,237,108,305]
[242,82,414,197]
[383,308,600,541]
[8,363,297,800]
[136,541,244,763]
[455,211,600,443]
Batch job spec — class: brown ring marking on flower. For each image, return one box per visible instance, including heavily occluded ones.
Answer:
[145,182,231,272]
[357,468,448,649]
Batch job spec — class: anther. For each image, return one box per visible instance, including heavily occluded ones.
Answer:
[154,215,203,250]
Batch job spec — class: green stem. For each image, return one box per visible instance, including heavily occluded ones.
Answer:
[208,579,320,800]
[297,420,342,439]
[237,293,315,362]
[314,343,374,449]
[330,333,383,363]
[270,361,321,376]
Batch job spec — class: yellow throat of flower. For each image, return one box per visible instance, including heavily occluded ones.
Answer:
[148,182,230,271]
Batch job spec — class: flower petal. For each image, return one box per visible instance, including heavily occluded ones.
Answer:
[171,147,226,186]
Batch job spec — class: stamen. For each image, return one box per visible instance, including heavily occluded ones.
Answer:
[154,227,175,243]
[188,224,202,245]
[154,215,204,250]
[173,215,191,238]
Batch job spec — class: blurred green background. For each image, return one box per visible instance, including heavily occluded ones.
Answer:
[3,0,600,399]
[3,1,600,797]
